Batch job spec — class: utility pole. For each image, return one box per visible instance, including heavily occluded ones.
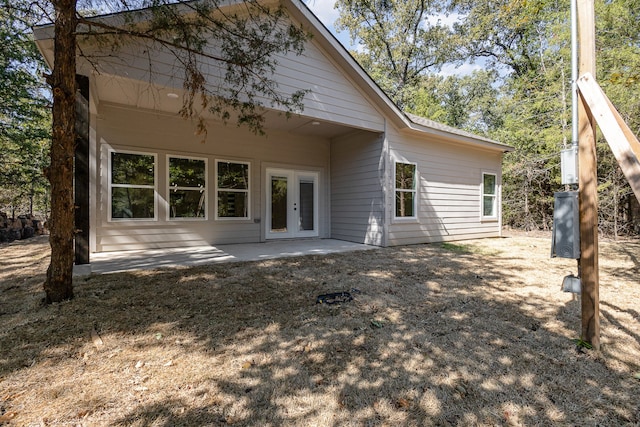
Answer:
[577,0,600,350]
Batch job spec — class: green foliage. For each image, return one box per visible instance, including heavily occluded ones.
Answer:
[111,152,155,186]
[169,157,206,188]
[407,71,503,133]
[2,0,313,301]
[455,0,639,235]
[334,0,455,107]
[337,0,639,235]
[169,157,206,218]
[595,0,640,233]
[574,338,593,350]
[452,0,569,78]
[0,3,51,216]
[76,0,311,136]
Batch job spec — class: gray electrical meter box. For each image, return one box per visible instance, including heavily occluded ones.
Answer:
[551,191,580,259]
[561,147,578,185]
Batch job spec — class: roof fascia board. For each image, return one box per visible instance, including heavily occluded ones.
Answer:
[401,124,514,152]
[403,112,513,152]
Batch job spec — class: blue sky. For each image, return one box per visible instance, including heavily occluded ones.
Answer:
[301,0,483,77]
[303,0,352,47]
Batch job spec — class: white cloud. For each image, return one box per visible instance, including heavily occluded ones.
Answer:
[303,0,355,49]
[439,62,484,77]
[353,42,367,54]
[303,0,340,26]
[426,12,464,29]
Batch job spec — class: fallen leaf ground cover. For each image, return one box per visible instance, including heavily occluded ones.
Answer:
[0,233,639,426]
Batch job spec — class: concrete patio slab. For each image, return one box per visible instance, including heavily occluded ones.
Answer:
[84,239,376,275]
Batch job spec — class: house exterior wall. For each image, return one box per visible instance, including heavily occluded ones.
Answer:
[271,41,385,132]
[82,13,393,253]
[91,103,506,252]
[94,103,331,252]
[330,130,385,246]
[35,0,512,258]
[385,126,504,246]
[79,30,385,133]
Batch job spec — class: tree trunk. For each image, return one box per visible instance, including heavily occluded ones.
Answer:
[44,0,77,303]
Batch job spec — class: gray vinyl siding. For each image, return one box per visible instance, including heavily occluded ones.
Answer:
[83,12,389,252]
[386,126,504,246]
[34,1,512,257]
[330,131,385,245]
[272,43,384,131]
[95,104,330,252]
[77,27,385,133]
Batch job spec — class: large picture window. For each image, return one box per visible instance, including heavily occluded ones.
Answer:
[395,161,417,219]
[110,151,156,220]
[482,172,497,219]
[216,160,250,219]
[169,156,207,219]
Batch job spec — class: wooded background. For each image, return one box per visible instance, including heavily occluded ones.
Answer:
[1,0,638,237]
[334,0,640,237]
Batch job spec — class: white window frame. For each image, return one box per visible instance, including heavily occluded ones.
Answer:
[215,159,251,221]
[108,149,157,222]
[393,160,418,221]
[481,171,498,221]
[167,155,208,221]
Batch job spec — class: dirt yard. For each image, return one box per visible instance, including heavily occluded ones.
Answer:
[0,233,639,426]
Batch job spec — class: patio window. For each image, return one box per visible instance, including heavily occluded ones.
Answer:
[395,161,417,219]
[110,151,156,220]
[482,172,497,219]
[216,160,250,219]
[168,156,207,219]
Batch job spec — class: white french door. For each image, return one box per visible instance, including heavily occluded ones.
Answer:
[266,168,319,239]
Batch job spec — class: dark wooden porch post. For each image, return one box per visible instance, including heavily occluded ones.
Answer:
[75,74,90,265]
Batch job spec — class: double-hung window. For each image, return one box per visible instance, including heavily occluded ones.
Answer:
[482,172,498,219]
[216,160,250,219]
[110,151,156,220]
[168,156,207,219]
[395,161,417,219]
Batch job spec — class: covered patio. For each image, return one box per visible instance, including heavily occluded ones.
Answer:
[80,239,375,275]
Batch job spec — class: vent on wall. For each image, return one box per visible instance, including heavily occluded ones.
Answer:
[551,191,581,259]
